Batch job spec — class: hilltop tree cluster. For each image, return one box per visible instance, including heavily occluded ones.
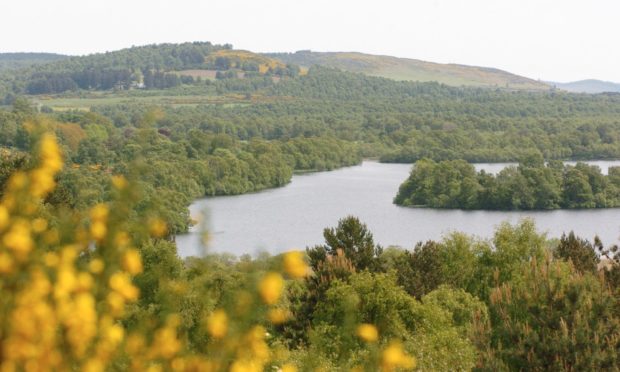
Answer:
[1,42,226,94]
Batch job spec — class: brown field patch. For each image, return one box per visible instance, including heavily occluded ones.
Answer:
[176,70,218,79]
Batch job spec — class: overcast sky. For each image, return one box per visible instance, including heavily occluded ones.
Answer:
[2,0,618,82]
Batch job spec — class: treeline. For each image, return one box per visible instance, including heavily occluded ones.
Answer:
[1,43,303,95]
[206,55,300,77]
[88,65,620,162]
[7,56,620,163]
[27,66,198,94]
[0,103,361,233]
[283,217,620,370]
[26,69,136,93]
[270,67,620,161]
[2,114,620,370]
[2,42,228,95]
[394,155,620,209]
[6,137,620,371]
[0,52,68,71]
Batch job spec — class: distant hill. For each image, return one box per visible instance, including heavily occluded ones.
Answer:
[266,51,550,90]
[549,79,620,94]
[0,52,69,71]
[0,43,298,96]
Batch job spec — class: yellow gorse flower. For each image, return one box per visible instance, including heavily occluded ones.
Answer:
[356,323,379,343]
[150,318,182,359]
[89,258,105,274]
[90,204,109,241]
[283,250,309,278]
[281,363,298,372]
[39,133,63,172]
[0,205,10,230]
[122,249,143,274]
[90,221,107,241]
[149,218,168,238]
[259,272,284,305]
[206,309,228,339]
[109,272,139,301]
[0,133,185,371]
[0,132,403,372]
[381,341,416,371]
[28,133,63,198]
[3,220,33,258]
[0,251,13,273]
[267,308,290,324]
[32,218,48,233]
[111,175,127,190]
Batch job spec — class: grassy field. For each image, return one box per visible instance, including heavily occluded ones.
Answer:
[31,92,258,111]
[268,51,551,90]
[175,69,219,80]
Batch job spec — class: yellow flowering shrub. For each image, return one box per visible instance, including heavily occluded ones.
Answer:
[356,324,379,343]
[0,132,417,371]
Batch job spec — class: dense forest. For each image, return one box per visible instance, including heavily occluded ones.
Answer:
[1,42,620,227]
[53,67,620,163]
[0,43,300,96]
[268,67,620,161]
[1,138,619,369]
[3,45,620,163]
[0,104,360,234]
[394,155,620,209]
[1,42,620,370]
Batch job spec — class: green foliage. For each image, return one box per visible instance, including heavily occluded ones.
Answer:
[393,234,484,298]
[391,240,445,298]
[4,42,228,94]
[308,216,383,272]
[478,258,620,371]
[7,56,620,165]
[395,157,620,210]
[381,220,620,370]
[311,272,477,371]
[0,110,362,236]
[0,150,28,198]
[394,159,480,208]
[300,217,384,347]
[554,232,600,273]
[391,219,547,299]
[490,219,547,277]
[3,44,620,370]
[422,285,489,336]
[597,238,620,291]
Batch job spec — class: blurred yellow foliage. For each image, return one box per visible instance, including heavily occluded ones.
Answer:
[283,250,309,278]
[0,131,416,371]
[259,272,284,305]
[357,323,379,343]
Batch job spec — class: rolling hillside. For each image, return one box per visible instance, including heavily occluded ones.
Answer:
[0,43,298,96]
[0,52,69,71]
[549,79,620,94]
[266,50,551,90]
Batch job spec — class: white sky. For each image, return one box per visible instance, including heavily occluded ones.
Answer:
[2,0,618,82]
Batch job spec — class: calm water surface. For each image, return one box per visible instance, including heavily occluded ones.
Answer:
[176,161,620,257]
